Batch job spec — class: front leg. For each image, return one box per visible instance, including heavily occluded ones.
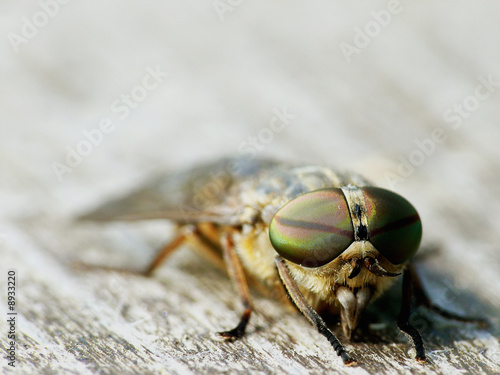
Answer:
[398,266,426,362]
[274,256,355,365]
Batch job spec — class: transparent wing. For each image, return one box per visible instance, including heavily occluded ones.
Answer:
[78,157,282,225]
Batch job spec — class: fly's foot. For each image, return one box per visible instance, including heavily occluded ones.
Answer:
[217,327,245,340]
[216,311,251,340]
[344,358,357,367]
[416,355,427,364]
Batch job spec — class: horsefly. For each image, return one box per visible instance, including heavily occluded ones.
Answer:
[79,157,482,365]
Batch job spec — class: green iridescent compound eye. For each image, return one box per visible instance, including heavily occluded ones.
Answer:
[269,189,354,268]
[362,187,422,265]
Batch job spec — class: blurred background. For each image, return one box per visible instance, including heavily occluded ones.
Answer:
[2,1,498,220]
[1,1,500,374]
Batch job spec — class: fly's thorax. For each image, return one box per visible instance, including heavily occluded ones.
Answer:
[242,165,371,225]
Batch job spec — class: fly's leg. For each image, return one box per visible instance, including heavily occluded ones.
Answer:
[217,232,254,340]
[143,231,188,276]
[274,256,355,365]
[410,264,488,326]
[74,235,186,275]
[189,224,225,271]
[75,224,224,275]
[398,267,426,362]
[145,225,225,276]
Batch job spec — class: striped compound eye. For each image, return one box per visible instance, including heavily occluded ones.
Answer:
[362,187,422,265]
[269,189,354,268]
[269,187,422,268]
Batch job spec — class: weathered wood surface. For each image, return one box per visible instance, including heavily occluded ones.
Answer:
[1,1,500,374]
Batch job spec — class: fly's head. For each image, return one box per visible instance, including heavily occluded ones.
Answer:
[269,186,422,338]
